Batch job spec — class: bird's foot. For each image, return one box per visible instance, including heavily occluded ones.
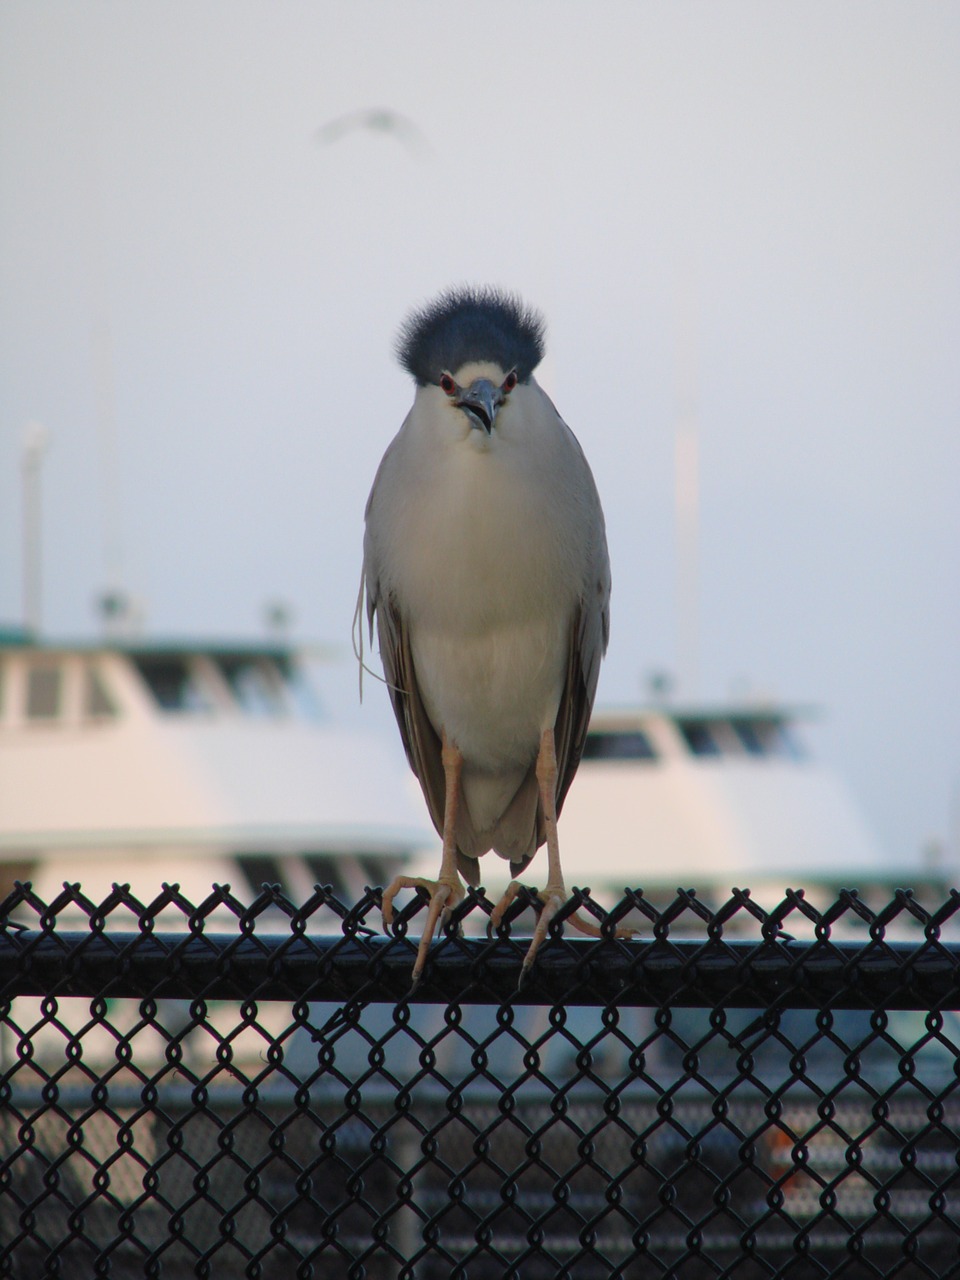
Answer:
[489,880,638,987]
[381,874,465,990]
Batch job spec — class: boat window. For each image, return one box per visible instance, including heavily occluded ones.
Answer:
[730,717,803,759]
[84,665,117,719]
[133,656,213,713]
[582,730,657,761]
[731,719,767,756]
[26,664,62,720]
[237,854,288,898]
[216,656,285,717]
[304,853,354,899]
[678,720,721,757]
[357,853,404,885]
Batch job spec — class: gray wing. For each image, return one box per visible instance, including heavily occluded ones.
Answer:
[362,502,446,842]
[554,532,611,816]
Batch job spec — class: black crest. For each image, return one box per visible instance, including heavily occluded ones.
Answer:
[396,286,546,386]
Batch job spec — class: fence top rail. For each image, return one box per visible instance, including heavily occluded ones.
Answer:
[2,928,960,1008]
[2,880,960,1009]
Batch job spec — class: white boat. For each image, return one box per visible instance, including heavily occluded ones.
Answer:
[0,627,432,916]
[558,702,895,894]
[1,623,908,930]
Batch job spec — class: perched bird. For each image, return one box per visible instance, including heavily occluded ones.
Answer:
[361,286,622,985]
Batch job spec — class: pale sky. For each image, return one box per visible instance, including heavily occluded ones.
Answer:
[1,2,958,867]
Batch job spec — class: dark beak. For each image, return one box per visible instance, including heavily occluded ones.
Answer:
[456,379,502,434]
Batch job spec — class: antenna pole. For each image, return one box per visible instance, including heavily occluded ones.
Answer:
[674,271,700,699]
[675,415,700,698]
[21,422,49,634]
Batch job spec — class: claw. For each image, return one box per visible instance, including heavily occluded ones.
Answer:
[518,888,565,985]
[488,878,524,935]
[382,873,465,989]
[489,880,638,988]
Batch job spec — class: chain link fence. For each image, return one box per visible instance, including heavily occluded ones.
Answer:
[2,878,960,1278]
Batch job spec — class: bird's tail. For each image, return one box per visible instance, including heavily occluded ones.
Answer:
[456,766,541,873]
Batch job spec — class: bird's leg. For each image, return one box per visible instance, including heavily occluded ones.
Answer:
[381,732,465,988]
[489,727,636,984]
[488,727,566,975]
[520,725,568,981]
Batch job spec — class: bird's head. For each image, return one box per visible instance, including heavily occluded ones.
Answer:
[396,286,545,439]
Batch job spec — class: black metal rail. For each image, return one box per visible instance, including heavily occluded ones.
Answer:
[3,930,960,1008]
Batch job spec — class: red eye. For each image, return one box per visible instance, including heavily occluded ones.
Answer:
[439,373,456,396]
[502,370,518,393]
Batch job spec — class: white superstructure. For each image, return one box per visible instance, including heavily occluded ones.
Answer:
[0,629,432,912]
[558,704,894,893]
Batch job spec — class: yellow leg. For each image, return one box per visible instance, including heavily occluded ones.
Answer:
[381,732,465,988]
[521,726,565,982]
[489,727,636,984]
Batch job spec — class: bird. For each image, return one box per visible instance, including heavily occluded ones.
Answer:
[361,285,625,987]
[316,107,429,157]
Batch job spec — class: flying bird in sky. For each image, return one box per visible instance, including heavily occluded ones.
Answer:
[361,286,628,986]
[316,107,429,156]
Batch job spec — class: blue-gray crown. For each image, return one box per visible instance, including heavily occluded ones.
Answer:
[396,286,545,387]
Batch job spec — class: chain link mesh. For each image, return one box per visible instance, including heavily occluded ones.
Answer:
[2,879,960,1277]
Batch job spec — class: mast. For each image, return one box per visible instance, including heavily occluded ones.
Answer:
[21,422,49,634]
[674,274,700,699]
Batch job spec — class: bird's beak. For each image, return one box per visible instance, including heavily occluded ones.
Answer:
[456,379,503,434]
